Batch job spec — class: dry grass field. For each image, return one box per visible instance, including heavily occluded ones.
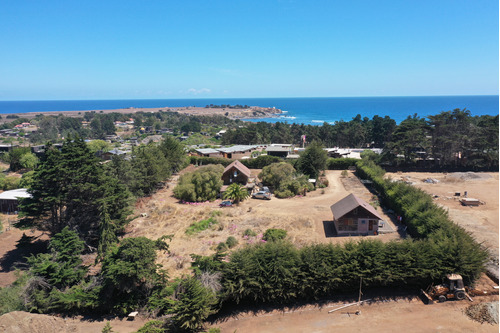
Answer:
[126,169,401,279]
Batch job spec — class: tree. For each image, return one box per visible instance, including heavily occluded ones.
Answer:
[297,141,327,179]
[173,165,224,202]
[130,144,171,197]
[259,162,296,189]
[87,140,111,153]
[386,114,430,164]
[171,277,217,332]
[222,183,249,204]
[259,162,312,198]
[7,147,31,171]
[19,152,38,170]
[159,136,188,173]
[100,236,169,313]
[20,137,131,247]
[27,227,87,289]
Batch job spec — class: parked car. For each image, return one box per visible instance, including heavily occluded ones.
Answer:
[219,200,233,207]
[252,191,271,200]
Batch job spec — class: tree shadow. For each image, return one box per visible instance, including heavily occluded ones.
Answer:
[0,234,49,273]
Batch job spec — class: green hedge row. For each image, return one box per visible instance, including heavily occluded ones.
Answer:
[221,238,472,304]
[355,159,488,281]
[326,158,358,170]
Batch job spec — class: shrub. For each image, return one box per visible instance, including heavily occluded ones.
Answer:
[327,158,358,170]
[186,217,218,236]
[173,164,224,202]
[225,236,238,248]
[341,170,349,178]
[263,228,287,242]
[216,242,228,251]
[243,229,257,237]
[259,162,312,198]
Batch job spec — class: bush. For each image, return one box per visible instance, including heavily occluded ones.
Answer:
[263,228,287,242]
[186,217,218,235]
[173,164,224,202]
[327,158,358,170]
[225,236,238,248]
[240,155,281,169]
[243,229,257,237]
[341,170,349,178]
[216,242,228,251]
[259,162,312,198]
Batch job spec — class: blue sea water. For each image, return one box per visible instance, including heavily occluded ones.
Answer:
[0,96,497,124]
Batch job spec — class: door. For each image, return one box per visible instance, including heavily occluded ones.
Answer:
[368,220,374,231]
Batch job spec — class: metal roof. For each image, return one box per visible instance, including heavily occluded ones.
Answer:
[330,193,383,220]
[217,145,259,153]
[0,188,32,200]
[196,148,221,154]
[266,146,290,152]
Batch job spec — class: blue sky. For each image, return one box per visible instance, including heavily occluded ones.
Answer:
[0,0,498,100]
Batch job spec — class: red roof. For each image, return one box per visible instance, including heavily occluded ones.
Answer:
[223,160,251,178]
[330,193,383,220]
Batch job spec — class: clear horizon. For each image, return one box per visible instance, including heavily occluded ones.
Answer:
[1,94,499,103]
[1,1,498,100]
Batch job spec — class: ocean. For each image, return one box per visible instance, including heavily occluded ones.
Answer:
[0,96,497,124]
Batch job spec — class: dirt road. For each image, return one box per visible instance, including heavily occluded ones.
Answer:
[214,296,499,333]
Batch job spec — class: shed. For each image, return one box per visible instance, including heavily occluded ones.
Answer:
[330,193,383,235]
[222,160,251,185]
[0,188,32,213]
[459,198,480,206]
[266,146,290,158]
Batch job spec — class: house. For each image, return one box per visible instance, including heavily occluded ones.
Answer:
[266,145,291,158]
[222,160,251,186]
[330,194,383,235]
[217,145,260,159]
[101,149,126,160]
[0,188,32,213]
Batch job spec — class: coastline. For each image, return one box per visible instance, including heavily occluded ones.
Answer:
[0,106,283,124]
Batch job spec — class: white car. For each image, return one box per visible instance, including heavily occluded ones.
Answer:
[252,191,271,200]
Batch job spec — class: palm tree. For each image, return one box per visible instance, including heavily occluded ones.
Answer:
[223,183,249,204]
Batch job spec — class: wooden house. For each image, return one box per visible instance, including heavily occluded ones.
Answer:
[330,193,383,235]
[222,160,251,186]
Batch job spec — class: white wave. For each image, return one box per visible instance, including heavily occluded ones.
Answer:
[280,116,296,119]
[281,110,288,113]
[311,120,325,123]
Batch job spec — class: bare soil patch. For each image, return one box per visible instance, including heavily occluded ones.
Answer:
[0,311,147,333]
[213,295,499,333]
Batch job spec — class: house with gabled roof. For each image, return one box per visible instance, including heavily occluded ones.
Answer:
[222,160,251,186]
[330,193,383,235]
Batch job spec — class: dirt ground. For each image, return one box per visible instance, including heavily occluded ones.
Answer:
[213,295,499,333]
[0,311,147,333]
[127,170,402,278]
